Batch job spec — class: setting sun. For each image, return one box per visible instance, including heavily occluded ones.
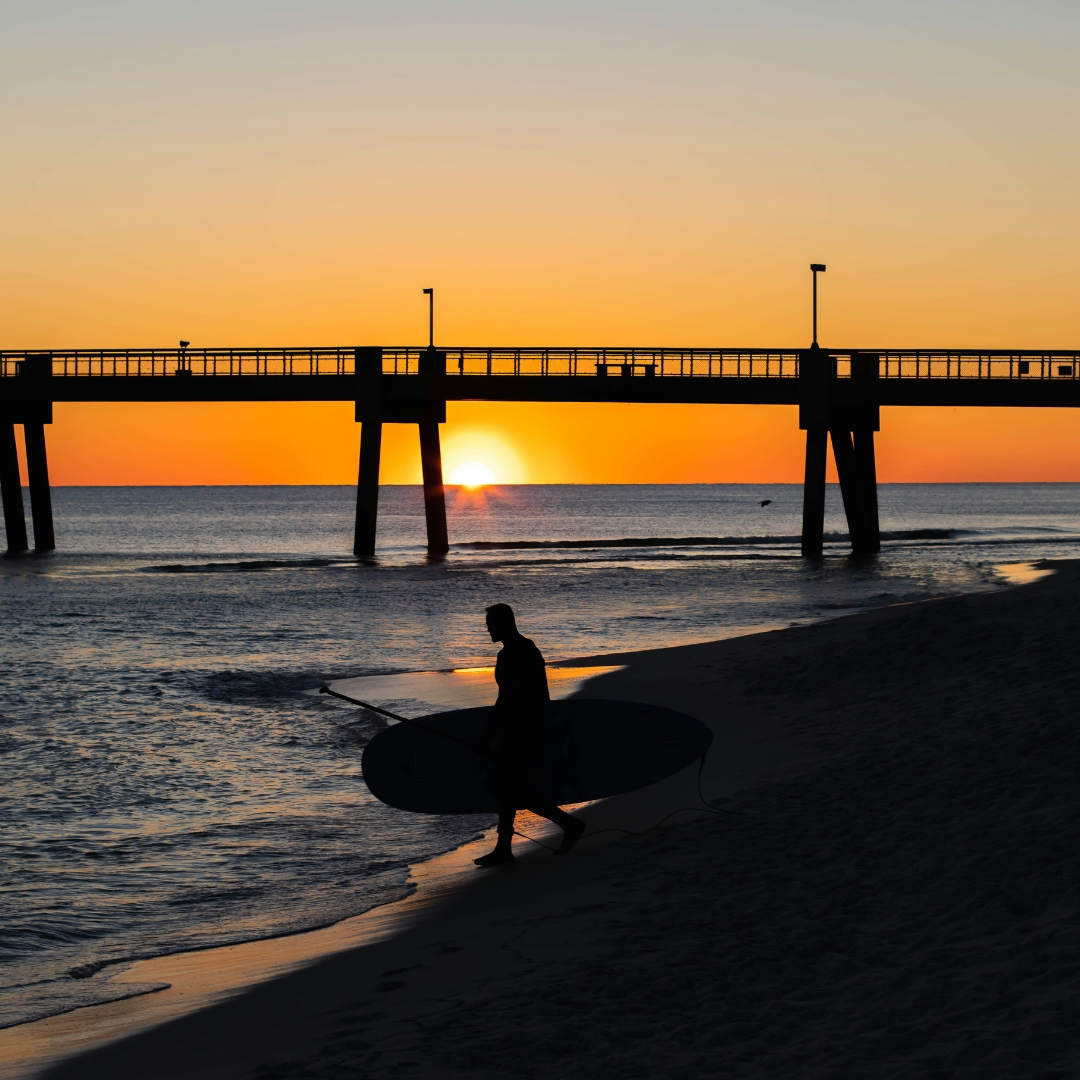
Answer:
[440,428,526,486]
[449,461,496,488]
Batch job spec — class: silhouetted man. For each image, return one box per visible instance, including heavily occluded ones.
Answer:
[474,603,586,867]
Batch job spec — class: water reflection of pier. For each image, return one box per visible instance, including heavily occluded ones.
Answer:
[3,345,1079,559]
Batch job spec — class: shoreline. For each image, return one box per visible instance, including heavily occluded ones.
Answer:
[0,648,740,1078]
[0,662,622,1065]
[10,561,1077,1077]
[0,612,820,1078]
[0,834,496,1079]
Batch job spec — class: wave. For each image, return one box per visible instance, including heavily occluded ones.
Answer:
[879,529,956,541]
[149,557,350,573]
[137,528,1080,578]
[456,530,962,550]
[456,535,806,550]
[452,553,802,572]
[198,667,407,704]
[0,978,171,1032]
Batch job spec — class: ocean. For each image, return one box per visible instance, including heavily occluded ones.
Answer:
[3,481,1080,1029]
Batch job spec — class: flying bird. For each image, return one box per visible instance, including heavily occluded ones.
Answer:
[760,499,772,507]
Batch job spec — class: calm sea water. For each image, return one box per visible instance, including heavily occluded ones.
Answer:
[3,482,1080,1029]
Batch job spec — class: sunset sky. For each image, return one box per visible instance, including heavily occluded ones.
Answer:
[4,1,1080,484]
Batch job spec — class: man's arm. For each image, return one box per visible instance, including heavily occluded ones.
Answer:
[477,647,507,752]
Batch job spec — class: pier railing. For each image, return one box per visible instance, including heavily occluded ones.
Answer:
[2,348,1080,380]
[393,349,800,377]
[871,351,1080,380]
[0,348,799,379]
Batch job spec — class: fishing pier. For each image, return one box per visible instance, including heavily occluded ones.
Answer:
[3,345,1079,558]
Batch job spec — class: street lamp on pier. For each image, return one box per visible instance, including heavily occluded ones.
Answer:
[422,288,434,348]
[810,264,826,347]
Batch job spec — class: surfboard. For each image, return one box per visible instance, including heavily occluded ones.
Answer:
[360,699,713,814]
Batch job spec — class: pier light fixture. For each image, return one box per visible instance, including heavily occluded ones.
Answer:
[422,288,434,349]
[177,340,191,377]
[810,264,826,347]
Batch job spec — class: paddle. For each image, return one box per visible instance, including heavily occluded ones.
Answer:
[318,685,486,754]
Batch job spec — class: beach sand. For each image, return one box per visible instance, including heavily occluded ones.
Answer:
[23,561,1080,1078]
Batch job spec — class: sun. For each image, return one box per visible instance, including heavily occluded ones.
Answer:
[450,461,496,488]
[443,429,526,485]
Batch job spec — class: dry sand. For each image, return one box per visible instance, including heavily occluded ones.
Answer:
[27,562,1080,1078]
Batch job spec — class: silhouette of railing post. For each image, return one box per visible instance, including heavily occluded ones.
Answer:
[353,348,384,557]
[0,423,28,554]
[799,346,829,557]
[418,348,449,557]
[21,355,55,552]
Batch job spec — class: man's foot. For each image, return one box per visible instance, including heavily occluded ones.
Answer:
[474,849,515,868]
[554,817,586,856]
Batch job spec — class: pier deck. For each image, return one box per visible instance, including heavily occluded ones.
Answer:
[2,344,1078,558]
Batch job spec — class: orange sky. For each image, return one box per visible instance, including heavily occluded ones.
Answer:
[20,400,1080,487]
[3,2,1080,485]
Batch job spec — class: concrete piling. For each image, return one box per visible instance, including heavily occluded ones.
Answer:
[0,424,28,554]
[418,419,449,556]
[801,428,828,558]
[23,422,55,552]
[354,421,383,558]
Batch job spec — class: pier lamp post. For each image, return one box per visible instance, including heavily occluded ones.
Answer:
[810,264,826,347]
[422,288,434,348]
[177,340,191,376]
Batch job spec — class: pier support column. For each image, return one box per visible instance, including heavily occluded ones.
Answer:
[801,428,828,558]
[830,429,871,555]
[854,428,880,553]
[799,345,831,558]
[0,424,28,555]
[418,419,449,556]
[24,422,55,552]
[18,354,55,553]
[353,421,383,558]
[353,346,384,557]
[851,353,881,555]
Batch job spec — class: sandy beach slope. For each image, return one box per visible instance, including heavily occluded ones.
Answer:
[35,562,1080,1078]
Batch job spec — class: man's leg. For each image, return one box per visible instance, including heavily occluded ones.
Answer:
[525,802,587,855]
[474,773,519,867]
[526,803,575,830]
[496,805,517,849]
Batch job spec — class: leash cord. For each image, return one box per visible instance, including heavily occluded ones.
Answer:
[511,751,748,851]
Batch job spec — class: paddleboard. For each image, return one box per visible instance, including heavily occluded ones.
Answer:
[360,698,712,814]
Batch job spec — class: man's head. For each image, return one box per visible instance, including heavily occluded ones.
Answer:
[485,603,517,643]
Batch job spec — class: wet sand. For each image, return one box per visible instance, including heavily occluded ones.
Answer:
[23,562,1080,1078]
